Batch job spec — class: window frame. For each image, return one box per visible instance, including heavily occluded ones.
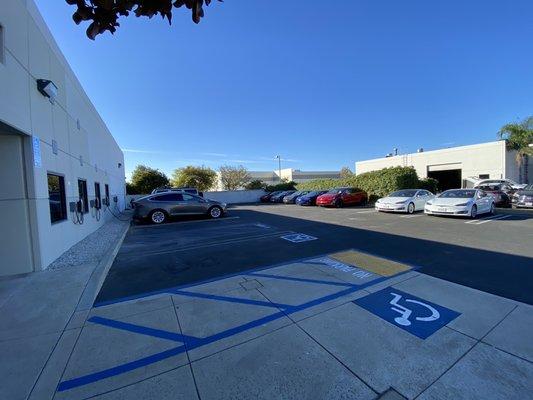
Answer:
[94,182,101,208]
[150,193,183,202]
[0,24,4,65]
[77,178,89,213]
[47,173,67,224]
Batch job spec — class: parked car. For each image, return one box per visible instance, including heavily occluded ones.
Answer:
[316,187,367,208]
[375,189,434,214]
[270,190,296,203]
[424,189,494,218]
[295,190,328,206]
[283,190,311,204]
[132,192,226,224]
[260,191,283,203]
[473,179,526,190]
[476,183,513,208]
[512,184,533,208]
[151,187,203,197]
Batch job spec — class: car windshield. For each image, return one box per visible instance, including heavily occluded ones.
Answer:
[307,191,322,196]
[389,190,418,197]
[478,185,501,191]
[439,190,476,198]
[326,188,343,194]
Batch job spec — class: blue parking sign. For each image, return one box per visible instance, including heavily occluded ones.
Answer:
[354,287,461,339]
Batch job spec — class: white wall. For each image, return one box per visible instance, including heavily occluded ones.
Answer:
[0,0,125,274]
[126,190,265,206]
[355,141,509,181]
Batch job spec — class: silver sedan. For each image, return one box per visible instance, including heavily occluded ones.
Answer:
[132,192,227,224]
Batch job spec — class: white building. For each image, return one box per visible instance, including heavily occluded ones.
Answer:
[215,168,341,190]
[0,0,126,276]
[355,141,531,191]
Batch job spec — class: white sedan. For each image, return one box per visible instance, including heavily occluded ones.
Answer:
[375,189,435,214]
[425,189,495,218]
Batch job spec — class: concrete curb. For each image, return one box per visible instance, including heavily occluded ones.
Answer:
[75,221,130,311]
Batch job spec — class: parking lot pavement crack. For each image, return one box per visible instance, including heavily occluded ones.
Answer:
[171,296,202,400]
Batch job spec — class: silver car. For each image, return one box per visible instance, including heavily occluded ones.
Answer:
[375,189,435,214]
[132,192,227,224]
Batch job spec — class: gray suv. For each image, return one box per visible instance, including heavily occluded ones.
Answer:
[132,193,227,224]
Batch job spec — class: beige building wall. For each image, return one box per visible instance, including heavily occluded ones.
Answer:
[355,141,520,182]
[0,0,126,276]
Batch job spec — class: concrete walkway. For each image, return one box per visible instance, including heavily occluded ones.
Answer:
[1,247,532,399]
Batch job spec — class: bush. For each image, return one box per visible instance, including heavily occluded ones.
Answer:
[265,181,297,192]
[245,179,267,190]
[296,166,427,203]
[418,177,439,193]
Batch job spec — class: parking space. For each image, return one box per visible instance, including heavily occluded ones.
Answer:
[57,203,532,398]
[55,246,532,399]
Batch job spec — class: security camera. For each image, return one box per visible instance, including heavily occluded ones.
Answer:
[37,79,58,104]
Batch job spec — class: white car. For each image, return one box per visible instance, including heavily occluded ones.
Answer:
[375,189,435,214]
[425,189,495,218]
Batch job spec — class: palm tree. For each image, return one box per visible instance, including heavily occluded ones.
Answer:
[498,117,533,183]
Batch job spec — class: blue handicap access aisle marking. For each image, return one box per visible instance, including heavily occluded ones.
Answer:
[353,287,461,339]
[58,253,415,392]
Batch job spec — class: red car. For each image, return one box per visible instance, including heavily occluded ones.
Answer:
[316,187,367,207]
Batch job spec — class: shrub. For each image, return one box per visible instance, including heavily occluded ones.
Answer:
[418,178,439,193]
[245,180,267,190]
[265,181,297,192]
[296,166,427,202]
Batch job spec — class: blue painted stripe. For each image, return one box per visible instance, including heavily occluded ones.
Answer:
[171,290,292,309]
[245,272,356,288]
[59,269,411,392]
[57,345,187,391]
[88,316,199,344]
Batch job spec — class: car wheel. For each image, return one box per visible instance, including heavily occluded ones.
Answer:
[407,202,415,214]
[209,206,223,219]
[150,210,167,224]
[470,205,478,219]
[335,199,343,208]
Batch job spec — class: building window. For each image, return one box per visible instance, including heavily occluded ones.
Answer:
[78,179,89,213]
[48,173,67,223]
[478,174,490,179]
[0,24,4,64]
[94,182,101,208]
[104,183,110,205]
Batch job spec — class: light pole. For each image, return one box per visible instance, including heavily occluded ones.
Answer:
[276,155,282,182]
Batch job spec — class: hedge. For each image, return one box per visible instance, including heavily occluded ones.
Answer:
[265,181,297,192]
[296,166,430,202]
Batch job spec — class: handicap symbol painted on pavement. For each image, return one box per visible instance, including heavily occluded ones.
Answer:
[353,287,460,339]
[281,233,318,243]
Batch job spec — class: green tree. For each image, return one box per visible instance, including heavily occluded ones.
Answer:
[171,165,217,191]
[219,165,251,191]
[498,116,533,183]
[245,180,267,190]
[129,165,169,194]
[340,167,353,179]
[66,0,221,40]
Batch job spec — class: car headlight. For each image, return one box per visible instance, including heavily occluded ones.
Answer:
[455,202,469,207]
[426,201,432,206]
[395,200,407,204]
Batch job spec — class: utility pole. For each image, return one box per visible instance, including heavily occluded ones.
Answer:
[276,155,282,182]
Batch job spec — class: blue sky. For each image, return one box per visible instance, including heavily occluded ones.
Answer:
[35,0,533,180]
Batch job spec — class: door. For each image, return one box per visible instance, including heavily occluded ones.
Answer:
[0,132,34,275]
[180,194,207,214]
[476,191,490,213]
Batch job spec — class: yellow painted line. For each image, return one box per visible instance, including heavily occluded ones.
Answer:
[329,250,411,277]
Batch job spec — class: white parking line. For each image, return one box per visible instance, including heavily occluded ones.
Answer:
[401,214,422,218]
[356,210,376,214]
[465,214,511,225]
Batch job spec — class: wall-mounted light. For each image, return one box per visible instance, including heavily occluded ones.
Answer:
[37,79,58,104]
